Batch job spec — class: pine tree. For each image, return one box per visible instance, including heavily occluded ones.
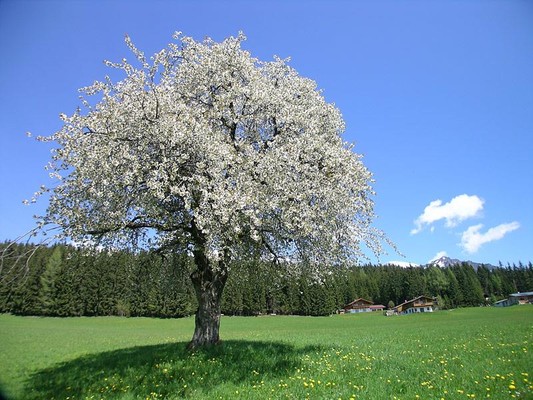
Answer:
[444,267,462,308]
[426,266,449,297]
[39,245,64,315]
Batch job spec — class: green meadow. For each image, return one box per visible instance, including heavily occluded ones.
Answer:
[1,307,532,399]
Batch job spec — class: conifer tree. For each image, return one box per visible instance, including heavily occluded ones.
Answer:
[39,245,64,315]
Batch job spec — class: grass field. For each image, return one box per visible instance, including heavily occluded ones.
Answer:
[1,307,532,399]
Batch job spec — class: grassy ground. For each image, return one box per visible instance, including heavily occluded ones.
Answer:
[1,306,532,399]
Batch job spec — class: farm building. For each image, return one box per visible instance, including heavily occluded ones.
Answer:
[494,298,510,307]
[392,296,436,315]
[495,291,533,307]
[343,298,385,313]
[509,292,533,305]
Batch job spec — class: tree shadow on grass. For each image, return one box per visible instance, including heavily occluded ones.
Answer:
[23,341,323,399]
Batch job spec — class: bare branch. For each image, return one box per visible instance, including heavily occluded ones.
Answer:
[0,227,56,286]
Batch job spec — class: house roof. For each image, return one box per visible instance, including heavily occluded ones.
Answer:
[344,298,373,308]
[510,292,533,297]
[393,295,435,310]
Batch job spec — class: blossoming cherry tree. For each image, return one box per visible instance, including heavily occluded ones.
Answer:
[36,32,388,348]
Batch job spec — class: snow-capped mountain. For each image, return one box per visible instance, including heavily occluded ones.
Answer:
[385,256,496,269]
[385,261,421,268]
[427,256,495,270]
[428,256,463,268]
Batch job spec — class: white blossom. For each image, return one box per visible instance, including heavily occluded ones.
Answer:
[37,32,389,265]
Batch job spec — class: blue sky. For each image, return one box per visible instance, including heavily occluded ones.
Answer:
[0,0,532,266]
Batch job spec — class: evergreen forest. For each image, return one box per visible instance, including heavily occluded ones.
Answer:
[1,243,532,318]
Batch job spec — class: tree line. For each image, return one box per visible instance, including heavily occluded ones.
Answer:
[1,243,532,317]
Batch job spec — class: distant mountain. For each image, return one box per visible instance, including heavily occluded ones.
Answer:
[385,256,497,270]
[426,256,496,270]
[385,261,421,268]
[427,256,463,268]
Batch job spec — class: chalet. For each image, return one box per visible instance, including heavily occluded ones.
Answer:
[509,292,533,305]
[495,291,533,307]
[343,298,385,313]
[393,296,436,315]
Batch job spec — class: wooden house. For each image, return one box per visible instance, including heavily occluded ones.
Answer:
[509,291,533,305]
[343,298,385,313]
[393,296,436,315]
[495,291,533,307]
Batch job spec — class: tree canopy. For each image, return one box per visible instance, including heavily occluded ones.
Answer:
[33,32,388,346]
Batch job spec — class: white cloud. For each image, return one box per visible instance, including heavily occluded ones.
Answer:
[411,194,484,234]
[460,222,520,254]
[429,251,448,263]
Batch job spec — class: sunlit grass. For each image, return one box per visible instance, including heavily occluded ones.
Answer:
[1,306,532,399]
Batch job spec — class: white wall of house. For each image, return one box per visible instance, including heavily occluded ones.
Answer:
[404,306,433,314]
[349,308,371,313]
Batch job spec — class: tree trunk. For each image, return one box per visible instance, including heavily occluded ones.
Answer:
[188,217,229,348]
[189,255,228,348]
